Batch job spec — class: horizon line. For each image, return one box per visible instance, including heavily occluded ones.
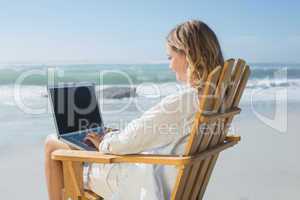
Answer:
[1,61,300,66]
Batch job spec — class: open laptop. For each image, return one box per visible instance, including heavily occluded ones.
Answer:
[48,83,105,151]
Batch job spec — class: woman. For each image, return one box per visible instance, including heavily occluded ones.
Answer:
[44,20,224,200]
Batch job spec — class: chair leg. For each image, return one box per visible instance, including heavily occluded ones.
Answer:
[62,161,84,200]
[61,161,104,200]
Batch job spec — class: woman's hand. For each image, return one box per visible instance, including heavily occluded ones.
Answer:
[84,132,104,150]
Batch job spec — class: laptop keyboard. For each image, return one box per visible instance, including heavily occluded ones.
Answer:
[71,132,86,141]
[63,132,85,142]
[62,132,96,150]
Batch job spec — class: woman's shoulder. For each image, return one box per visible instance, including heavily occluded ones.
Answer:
[156,87,199,114]
[163,86,198,103]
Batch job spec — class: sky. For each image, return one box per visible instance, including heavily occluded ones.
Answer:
[0,0,299,64]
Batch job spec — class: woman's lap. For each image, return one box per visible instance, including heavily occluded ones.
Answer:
[45,134,129,199]
[84,163,129,199]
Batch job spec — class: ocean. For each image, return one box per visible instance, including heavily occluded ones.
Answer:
[0,62,298,145]
[0,63,299,139]
[0,63,300,199]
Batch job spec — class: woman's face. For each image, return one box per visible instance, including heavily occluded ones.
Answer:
[166,45,188,83]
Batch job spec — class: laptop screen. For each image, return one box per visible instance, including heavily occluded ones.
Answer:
[48,84,103,135]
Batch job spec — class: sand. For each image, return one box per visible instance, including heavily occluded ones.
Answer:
[0,104,299,200]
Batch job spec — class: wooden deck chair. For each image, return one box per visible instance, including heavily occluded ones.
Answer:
[52,58,251,200]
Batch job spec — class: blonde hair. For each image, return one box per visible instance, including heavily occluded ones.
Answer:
[167,20,224,91]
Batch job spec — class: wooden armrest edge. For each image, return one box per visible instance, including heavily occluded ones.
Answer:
[52,150,191,166]
[225,135,241,142]
[52,136,240,166]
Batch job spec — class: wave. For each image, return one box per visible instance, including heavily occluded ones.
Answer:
[0,63,299,86]
[246,78,300,89]
[0,83,300,111]
[0,65,175,85]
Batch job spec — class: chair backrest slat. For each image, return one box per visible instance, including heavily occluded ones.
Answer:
[171,66,222,200]
[195,59,249,200]
[187,59,237,200]
[170,58,251,200]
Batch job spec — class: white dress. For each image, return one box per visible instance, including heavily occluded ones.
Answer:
[84,87,199,200]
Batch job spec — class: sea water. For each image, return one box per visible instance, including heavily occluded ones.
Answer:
[0,63,300,199]
[0,63,299,146]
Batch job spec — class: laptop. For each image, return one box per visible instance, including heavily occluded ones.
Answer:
[48,83,105,151]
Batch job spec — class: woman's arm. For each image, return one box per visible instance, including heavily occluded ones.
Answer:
[98,94,184,155]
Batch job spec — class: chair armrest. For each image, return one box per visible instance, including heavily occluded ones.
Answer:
[52,135,241,166]
[225,134,241,142]
[52,150,191,166]
[190,135,240,164]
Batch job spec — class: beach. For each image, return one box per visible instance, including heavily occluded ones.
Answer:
[0,63,300,199]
